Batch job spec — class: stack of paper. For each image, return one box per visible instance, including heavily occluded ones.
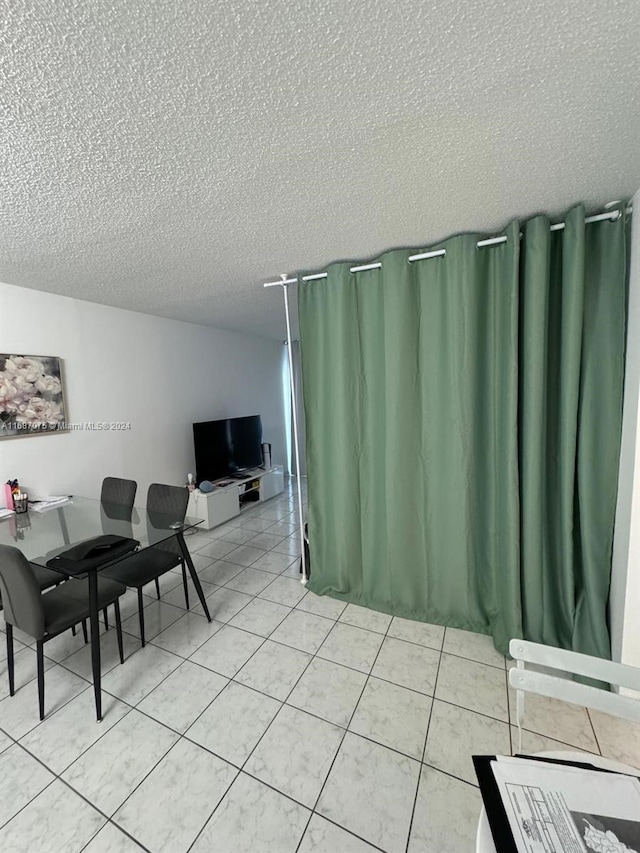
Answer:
[29,495,71,512]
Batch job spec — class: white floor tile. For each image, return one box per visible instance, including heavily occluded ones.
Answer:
[424,700,510,785]
[101,644,182,705]
[194,539,238,560]
[298,815,379,853]
[408,765,482,853]
[388,617,445,650]
[229,597,291,637]
[507,688,599,752]
[246,532,287,550]
[190,772,310,853]
[113,739,237,853]
[350,677,432,759]
[187,682,281,765]
[150,612,223,658]
[83,822,146,852]
[0,779,105,853]
[443,627,505,669]
[288,658,367,727]
[217,527,259,545]
[296,591,347,620]
[0,744,54,828]
[244,705,343,807]
[317,623,383,674]
[435,653,508,722]
[0,645,56,701]
[372,637,440,695]
[120,600,185,642]
[338,603,392,635]
[269,609,334,654]
[136,661,228,733]
[251,552,297,575]
[61,629,141,682]
[224,567,273,595]
[224,544,267,567]
[235,640,311,700]
[62,710,178,815]
[0,664,88,740]
[589,710,640,768]
[509,725,600,759]
[317,732,420,853]
[271,538,302,557]
[198,560,244,586]
[198,586,253,622]
[19,689,130,774]
[189,625,264,677]
[259,576,308,607]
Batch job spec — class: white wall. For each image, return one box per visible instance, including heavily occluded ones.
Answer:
[0,282,286,500]
[610,188,640,672]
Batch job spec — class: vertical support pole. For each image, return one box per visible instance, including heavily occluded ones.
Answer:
[282,276,308,583]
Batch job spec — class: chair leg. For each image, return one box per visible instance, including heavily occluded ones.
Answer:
[6,624,15,696]
[36,639,45,721]
[103,607,109,631]
[181,561,190,610]
[81,619,88,645]
[71,625,76,637]
[114,600,124,665]
[154,577,161,600]
[137,588,146,647]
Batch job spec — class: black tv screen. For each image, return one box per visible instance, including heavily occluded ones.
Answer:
[193,415,263,483]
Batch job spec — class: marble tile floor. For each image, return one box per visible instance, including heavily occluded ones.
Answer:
[1,485,639,853]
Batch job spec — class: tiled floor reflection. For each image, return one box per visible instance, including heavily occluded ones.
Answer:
[1,480,639,853]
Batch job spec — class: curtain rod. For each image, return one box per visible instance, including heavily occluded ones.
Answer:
[263,204,632,288]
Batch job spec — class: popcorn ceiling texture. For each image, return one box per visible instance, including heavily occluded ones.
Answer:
[1,0,639,339]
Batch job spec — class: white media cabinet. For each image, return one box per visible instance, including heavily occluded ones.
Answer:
[187,465,284,530]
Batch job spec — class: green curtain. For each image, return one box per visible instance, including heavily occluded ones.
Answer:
[519,205,627,658]
[298,203,628,657]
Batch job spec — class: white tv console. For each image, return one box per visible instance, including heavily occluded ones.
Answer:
[187,465,284,530]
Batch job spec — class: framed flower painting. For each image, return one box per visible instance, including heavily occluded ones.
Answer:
[0,354,68,438]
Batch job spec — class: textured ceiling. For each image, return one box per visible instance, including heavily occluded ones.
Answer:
[1,0,639,340]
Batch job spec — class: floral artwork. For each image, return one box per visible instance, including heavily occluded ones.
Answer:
[0,355,67,438]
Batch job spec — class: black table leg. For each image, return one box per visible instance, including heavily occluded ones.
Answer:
[178,533,211,622]
[88,570,102,721]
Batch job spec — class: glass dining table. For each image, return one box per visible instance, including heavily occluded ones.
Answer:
[0,497,209,721]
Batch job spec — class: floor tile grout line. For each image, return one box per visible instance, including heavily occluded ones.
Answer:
[403,632,446,853]
[0,731,156,853]
[585,706,603,756]
[301,612,396,847]
[78,818,150,853]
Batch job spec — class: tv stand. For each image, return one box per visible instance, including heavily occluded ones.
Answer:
[187,465,284,530]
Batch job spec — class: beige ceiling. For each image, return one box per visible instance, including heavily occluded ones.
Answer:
[1,0,639,340]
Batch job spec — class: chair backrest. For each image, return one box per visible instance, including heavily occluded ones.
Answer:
[0,545,45,639]
[101,477,137,512]
[509,638,640,724]
[147,483,189,555]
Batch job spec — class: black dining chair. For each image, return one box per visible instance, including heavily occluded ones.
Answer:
[0,544,127,720]
[102,483,190,646]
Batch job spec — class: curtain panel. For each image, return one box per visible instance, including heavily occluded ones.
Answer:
[298,203,628,657]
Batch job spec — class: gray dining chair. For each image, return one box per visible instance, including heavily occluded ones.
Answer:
[100,476,138,626]
[102,483,190,646]
[100,476,137,509]
[0,544,127,720]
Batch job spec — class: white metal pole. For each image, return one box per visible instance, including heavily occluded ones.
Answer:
[280,276,308,584]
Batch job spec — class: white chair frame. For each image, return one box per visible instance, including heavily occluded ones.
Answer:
[509,639,640,751]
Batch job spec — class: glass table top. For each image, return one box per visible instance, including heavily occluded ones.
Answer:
[0,497,203,568]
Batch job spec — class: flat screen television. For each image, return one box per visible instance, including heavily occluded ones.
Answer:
[193,415,263,484]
